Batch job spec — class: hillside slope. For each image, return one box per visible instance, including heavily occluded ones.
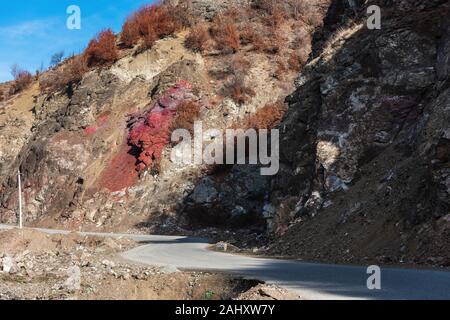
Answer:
[0,0,448,269]
[0,0,326,234]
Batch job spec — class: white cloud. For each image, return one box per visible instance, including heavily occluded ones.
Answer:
[0,18,57,38]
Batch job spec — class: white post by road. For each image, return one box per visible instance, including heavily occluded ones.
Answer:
[18,170,23,229]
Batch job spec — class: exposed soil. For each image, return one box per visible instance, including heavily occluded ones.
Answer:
[0,229,297,300]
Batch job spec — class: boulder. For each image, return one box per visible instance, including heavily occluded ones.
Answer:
[62,266,81,292]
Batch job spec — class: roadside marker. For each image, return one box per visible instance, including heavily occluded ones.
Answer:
[18,170,23,229]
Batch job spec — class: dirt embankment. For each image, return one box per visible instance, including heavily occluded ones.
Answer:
[0,229,296,300]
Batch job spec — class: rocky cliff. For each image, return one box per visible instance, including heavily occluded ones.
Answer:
[269,0,450,267]
[0,0,448,267]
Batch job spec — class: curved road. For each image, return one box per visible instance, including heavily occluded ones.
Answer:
[1,224,449,300]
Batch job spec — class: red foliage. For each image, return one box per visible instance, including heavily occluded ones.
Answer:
[84,126,98,136]
[84,113,109,136]
[120,4,181,49]
[84,29,118,67]
[99,144,139,192]
[98,81,194,192]
[128,110,174,171]
[127,81,193,172]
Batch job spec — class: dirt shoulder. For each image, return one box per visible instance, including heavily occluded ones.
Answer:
[0,229,297,300]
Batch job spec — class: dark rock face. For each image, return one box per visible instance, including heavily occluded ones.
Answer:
[0,71,122,224]
[268,0,449,265]
[182,165,268,229]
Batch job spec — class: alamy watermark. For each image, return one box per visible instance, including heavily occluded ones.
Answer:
[170,122,280,176]
[67,5,81,30]
[367,5,381,30]
[367,265,381,290]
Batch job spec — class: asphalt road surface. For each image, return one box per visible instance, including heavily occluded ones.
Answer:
[1,224,449,300]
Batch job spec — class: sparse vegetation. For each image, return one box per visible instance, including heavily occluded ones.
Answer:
[171,100,202,133]
[211,16,240,54]
[239,23,265,51]
[203,290,215,300]
[50,51,65,67]
[39,55,88,92]
[241,100,288,130]
[274,56,288,80]
[221,54,255,105]
[9,64,33,94]
[120,4,182,50]
[182,0,318,103]
[84,29,118,67]
[27,0,320,103]
[227,54,251,76]
[185,23,210,53]
[288,51,308,72]
[224,75,255,105]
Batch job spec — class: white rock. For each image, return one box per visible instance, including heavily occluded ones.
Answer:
[62,266,81,292]
[102,259,116,268]
[1,256,18,274]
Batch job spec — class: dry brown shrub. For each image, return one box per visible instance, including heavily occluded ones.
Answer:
[84,29,118,67]
[269,5,288,28]
[288,51,308,72]
[251,0,275,14]
[240,23,266,51]
[274,57,289,81]
[241,101,288,130]
[261,26,286,54]
[185,23,210,53]
[139,31,158,53]
[121,17,140,48]
[210,12,241,54]
[301,2,324,27]
[120,4,182,49]
[65,55,89,83]
[171,100,201,133]
[290,25,312,49]
[223,75,255,105]
[168,2,195,28]
[215,23,241,54]
[10,65,33,94]
[223,6,247,22]
[228,54,251,75]
[39,55,88,92]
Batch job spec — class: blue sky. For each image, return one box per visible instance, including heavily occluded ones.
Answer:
[0,0,156,82]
